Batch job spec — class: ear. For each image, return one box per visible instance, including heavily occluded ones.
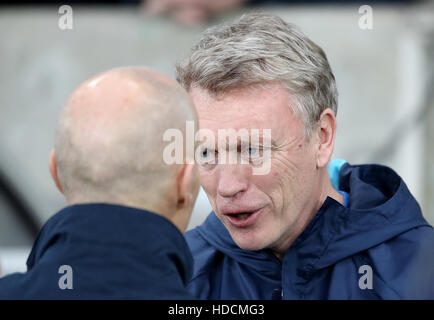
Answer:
[170,163,200,233]
[176,163,200,210]
[49,149,64,195]
[315,108,337,169]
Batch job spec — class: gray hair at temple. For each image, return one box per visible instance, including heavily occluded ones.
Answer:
[176,12,338,138]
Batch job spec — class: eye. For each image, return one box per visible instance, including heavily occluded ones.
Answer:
[241,145,265,166]
[248,147,259,156]
[200,148,217,159]
[201,148,209,159]
[197,147,217,167]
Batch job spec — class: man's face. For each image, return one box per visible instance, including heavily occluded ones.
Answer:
[189,83,324,253]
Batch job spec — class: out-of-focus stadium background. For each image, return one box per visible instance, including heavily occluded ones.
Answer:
[0,0,433,276]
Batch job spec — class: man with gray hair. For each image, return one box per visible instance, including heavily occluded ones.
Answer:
[177,13,434,299]
[0,67,200,299]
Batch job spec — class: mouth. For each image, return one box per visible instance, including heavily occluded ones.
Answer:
[223,208,263,228]
[228,212,253,219]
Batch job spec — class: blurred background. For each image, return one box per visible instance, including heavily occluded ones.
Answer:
[0,0,433,276]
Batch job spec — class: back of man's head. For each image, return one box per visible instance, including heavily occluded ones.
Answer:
[50,67,199,232]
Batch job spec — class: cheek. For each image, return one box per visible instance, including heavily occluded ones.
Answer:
[257,154,309,214]
[269,157,298,191]
[250,170,279,192]
[199,171,217,197]
[272,146,317,189]
[250,168,285,211]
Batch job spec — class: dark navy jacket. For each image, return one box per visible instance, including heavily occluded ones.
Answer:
[185,163,434,299]
[0,203,193,299]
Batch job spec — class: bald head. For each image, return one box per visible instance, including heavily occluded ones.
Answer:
[51,67,198,226]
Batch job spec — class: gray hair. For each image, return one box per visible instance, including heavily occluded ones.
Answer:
[176,12,338,138]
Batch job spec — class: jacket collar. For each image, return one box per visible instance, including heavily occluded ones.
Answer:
[26,203,193,286]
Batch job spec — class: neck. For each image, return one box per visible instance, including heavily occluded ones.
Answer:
[66,194,174,221]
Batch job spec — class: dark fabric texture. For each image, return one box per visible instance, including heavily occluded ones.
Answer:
[0,203,194,299]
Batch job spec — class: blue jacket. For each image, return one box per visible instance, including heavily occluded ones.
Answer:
[185,163,434,299]
[0,203,193,299]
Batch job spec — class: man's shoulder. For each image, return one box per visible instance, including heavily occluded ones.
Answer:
[365,223,434,263]
[362,224,434,299]
[0,272,26,299]
[185,227,205,250]
[389,224,434,260]
[185,227,222,278]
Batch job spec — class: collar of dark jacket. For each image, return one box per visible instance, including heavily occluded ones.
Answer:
[286,163,429,279]
[25,203,193,286]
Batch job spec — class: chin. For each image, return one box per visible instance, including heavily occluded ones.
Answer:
[236,242,265,251]
[230,230,271,252]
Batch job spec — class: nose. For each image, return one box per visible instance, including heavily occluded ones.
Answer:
[217,165,249,198]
